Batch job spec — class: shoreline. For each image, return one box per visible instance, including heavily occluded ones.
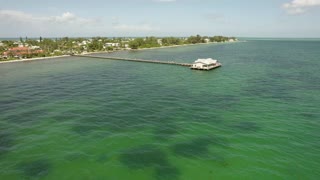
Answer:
[133,41,241,51]
[0,55,70,64]
[84,41,241,55]
[0,41,241,64]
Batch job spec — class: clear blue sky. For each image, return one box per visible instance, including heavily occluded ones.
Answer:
[0,0,320,37]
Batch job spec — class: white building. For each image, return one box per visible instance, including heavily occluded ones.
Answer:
[13,42,24,47]
[204,38,210,43]
[105,43,120,47]
[78,41,88,46]
[191,58,221,70]
[30,46,40,50]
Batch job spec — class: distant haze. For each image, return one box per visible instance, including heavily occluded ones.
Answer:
[0,0,320,38]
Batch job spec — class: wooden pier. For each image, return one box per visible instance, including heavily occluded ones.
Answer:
[73,54,192,67]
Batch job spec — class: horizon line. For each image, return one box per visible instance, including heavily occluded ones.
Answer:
[1,36,320,39]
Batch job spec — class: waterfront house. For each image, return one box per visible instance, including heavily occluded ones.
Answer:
[81,41,87,45]
[191,58,221,70]
[105,43,120,47]
[2,53,8,59]
[30,46,41,50]
[13,42,24,47]
[3,47,43,58]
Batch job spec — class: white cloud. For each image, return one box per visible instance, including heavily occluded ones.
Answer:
[283,0,320,14]
[0,10,98,24]
[0,10,160,37]
[0,10,100,37]
[50,12,77,23]
[0,10,36,23]
[48,12,99,24]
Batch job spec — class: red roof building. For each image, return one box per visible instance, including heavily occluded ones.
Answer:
[3,47,43,57]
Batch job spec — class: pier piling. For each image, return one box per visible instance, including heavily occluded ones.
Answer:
[72,54,192,67]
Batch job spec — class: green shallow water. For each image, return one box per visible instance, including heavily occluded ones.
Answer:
[0,40,319,179]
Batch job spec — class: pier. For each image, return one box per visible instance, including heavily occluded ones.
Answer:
[73,54,192,67]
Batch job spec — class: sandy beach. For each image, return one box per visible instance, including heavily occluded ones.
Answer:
[0,55,70,64]
[83,41,241,55]
[0,41,241,64]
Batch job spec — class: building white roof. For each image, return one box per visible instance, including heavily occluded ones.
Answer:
[194,58,217,65]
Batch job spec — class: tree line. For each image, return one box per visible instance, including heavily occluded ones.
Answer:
[1,35,237,60]
[129,35,236,49]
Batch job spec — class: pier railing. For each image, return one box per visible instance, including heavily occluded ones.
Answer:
[72,54,192,67]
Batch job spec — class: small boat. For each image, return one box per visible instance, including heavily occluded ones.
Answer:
[190,58,221,70]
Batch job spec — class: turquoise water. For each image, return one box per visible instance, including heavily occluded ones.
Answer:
[0,40,319,179]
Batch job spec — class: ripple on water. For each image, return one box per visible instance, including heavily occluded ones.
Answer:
[119,145,179,180]
[153,121,180,141]
[96,153,109,163]
[155,165,180,180]
[119,145,168,169]
[208,95,240,110]
[72,121,101,135]
[299,112,319,120]
[64,152,89,161]
[230,122,260,132]
[0,98,21,112]
[0,125,14,157]
[1,40,320,179]
[4,108,49,124]
[243,77,297,102]
[171,135,228,158]
[17,159,51,179]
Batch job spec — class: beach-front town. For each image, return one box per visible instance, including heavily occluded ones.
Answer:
[0,35,237,61]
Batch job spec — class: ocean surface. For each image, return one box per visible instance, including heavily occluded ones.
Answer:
[0,40,319,179]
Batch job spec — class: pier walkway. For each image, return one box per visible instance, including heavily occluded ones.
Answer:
[73,54,192,67]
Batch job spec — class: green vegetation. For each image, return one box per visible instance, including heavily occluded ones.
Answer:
[129,37,160,49]
[128,35,237,49]
[0,35,237,61]
[210,36,235,42]
[186,35,204,44]
[162,37,183,46]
